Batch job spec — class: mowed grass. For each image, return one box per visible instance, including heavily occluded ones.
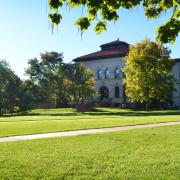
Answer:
[0,125,179,179]
[0,108,180,137]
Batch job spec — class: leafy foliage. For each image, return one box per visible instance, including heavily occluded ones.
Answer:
[63,63,95,106]
[75,17,91,32]
[26,52,95,108]
[0,60,22,115]
[26,52,68,108]
[94,21,107,34]
[19,80,46,111]
[0,52,95,115]
[48,13,62,26]
[122,39,175,109]
[156,18,180,44]
[48,0,180,43]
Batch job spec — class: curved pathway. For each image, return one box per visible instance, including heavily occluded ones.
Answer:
[0,121,180,142]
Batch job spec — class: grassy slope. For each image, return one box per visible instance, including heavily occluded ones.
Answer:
[0,125,179,179]
[0,108,180,137]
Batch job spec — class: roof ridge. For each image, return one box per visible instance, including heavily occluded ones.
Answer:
[100,39,129,47]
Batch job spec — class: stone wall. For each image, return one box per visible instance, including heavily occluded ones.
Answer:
[82,57,125,103]
[172,62,180,106]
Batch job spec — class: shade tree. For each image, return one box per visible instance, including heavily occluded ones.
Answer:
[0,60,22,115]
[122,39,175,109]
[63,62,95,106]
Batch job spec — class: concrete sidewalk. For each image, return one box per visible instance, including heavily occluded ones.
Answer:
[0,121,180,143]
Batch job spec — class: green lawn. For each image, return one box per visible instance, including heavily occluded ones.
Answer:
[0,108,180,137]
[0,125,179,179]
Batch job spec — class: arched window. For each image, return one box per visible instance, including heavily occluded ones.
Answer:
[97,70,102,80]
[99,86,109,100]
[105,69,110,79]
[115,86,120,98]
[115,68,120,79]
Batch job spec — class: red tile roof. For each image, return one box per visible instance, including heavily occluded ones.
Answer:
[73,39,129,62]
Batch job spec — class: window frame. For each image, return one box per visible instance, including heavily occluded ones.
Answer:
[115,68,120,79]
[115,86,120,98]
[97,69,102,80]
[105,68,110,79]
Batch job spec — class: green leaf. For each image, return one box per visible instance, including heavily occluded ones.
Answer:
[88,8,97,20]
[156,18,180,44]
[145,8,160,18]
[94,21,107,34]
[48,0,63,10]
[48,13,62,25]
[75,17,91,31]
[174,8,180,18]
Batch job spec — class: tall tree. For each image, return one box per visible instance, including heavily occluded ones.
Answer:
[48,0,180,43]
[0,60,9,114]
[122,39,175,109]
[26,51,69,108]
[0,60,22,115]
[64,63,95,106]
[19,80,46,111]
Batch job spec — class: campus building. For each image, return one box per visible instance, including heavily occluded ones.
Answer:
[73,39,180,107]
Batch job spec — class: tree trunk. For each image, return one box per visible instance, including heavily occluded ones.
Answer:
[146,101,149,111]
[10,105,14,114]
[75,98,79,106]
[0,107,2,116]
[122,85,126,108]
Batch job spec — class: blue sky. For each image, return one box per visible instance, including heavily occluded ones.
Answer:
[0,0,179,78]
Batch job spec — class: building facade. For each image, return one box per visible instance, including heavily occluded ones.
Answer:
[73,40,180,107]
[172,59,180,106]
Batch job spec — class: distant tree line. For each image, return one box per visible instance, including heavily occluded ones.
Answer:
[0,40,176,115]
[0,52,95,115]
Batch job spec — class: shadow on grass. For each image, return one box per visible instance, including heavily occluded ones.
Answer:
[84,108,180,117]
[2,112,78,117]
[1,108,180,118]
